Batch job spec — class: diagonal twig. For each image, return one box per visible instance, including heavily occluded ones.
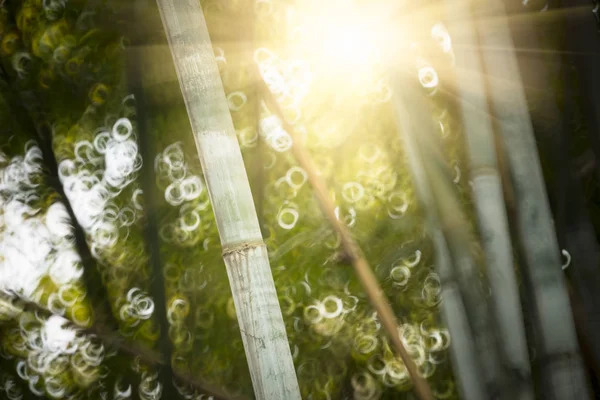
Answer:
[0,291,244,400]
[257,76,434,400]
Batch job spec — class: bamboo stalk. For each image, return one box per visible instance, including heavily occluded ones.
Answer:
[388,58,505,398]
[542,1,600,378]
[559,0,600,183]
[126,33,177,400]
[154,1,301,398]
[124,3,179,398]
[473,1,590,398]
[506,0,600,383]
[557,64,600,383]
[258,80,434,400]
[443,1,533,397]
[390,76,487,400]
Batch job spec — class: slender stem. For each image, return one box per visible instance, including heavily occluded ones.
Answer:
[0,292,241,400]
[126,34,178,400]
[444,1,533,397]
[258,79,434,400]
[474,1,590,398]
[122,2,180,398]
[154,1,301,398]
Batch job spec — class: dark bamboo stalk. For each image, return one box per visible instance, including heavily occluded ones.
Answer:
[443,2,533,398]
[125,1,176,398]
[560,0,600,184]
[556,2,600,376]
[551,35,600,386]
[0,88,119,336]
[474,1,590,397]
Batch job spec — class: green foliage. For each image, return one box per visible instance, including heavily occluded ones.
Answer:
[0,1,489,399]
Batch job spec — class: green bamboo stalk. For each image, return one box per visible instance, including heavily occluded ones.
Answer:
[443,1,533,398]
[154,1,301,398]
[391,75,487,400]
[473,1,590,398]
[259,81,434,400]
[389,63,504,397]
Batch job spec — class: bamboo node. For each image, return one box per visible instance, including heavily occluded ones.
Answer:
[222,240,267,257]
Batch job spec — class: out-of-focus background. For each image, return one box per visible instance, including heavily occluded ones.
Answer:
[0,0,599,399]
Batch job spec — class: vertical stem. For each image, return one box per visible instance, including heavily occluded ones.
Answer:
[126,2,175,398]
[444,1,533,397]
[391,77,487,400]
[390,56,503,395]
[561,0,600,183]
[474,1,590,398]
[154,1,300,398]
[259,82,434,400]
[558,0,600,377]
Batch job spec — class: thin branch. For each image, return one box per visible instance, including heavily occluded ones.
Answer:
[257,78,434,400]
[125,1,176,398]
[0,292,244,400]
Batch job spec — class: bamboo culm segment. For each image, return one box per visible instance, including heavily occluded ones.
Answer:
[444,1,533,397]
[259,82,434,400]
[154,1,301,398]
[474,1,589,398]
[391,64,504,396]
[392,83,487,400]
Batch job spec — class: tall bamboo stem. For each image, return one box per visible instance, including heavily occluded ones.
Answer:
[126,4,176,398]
[444,1,533,397]
[154,1,300,398]
[389,58,505,398]
[259,81,433,400]
[515,0,600,378]
[391,74,487,400]
[474,1,590,398]
[556,58,600,383]
[561,0,600,183]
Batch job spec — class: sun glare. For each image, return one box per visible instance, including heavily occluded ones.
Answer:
[314,13,382,69]
[288,2,392,78]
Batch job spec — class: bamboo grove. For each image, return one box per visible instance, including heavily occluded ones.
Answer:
[0,0,599,399]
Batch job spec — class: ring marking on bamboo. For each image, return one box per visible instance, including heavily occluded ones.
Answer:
[221,240,267,257]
